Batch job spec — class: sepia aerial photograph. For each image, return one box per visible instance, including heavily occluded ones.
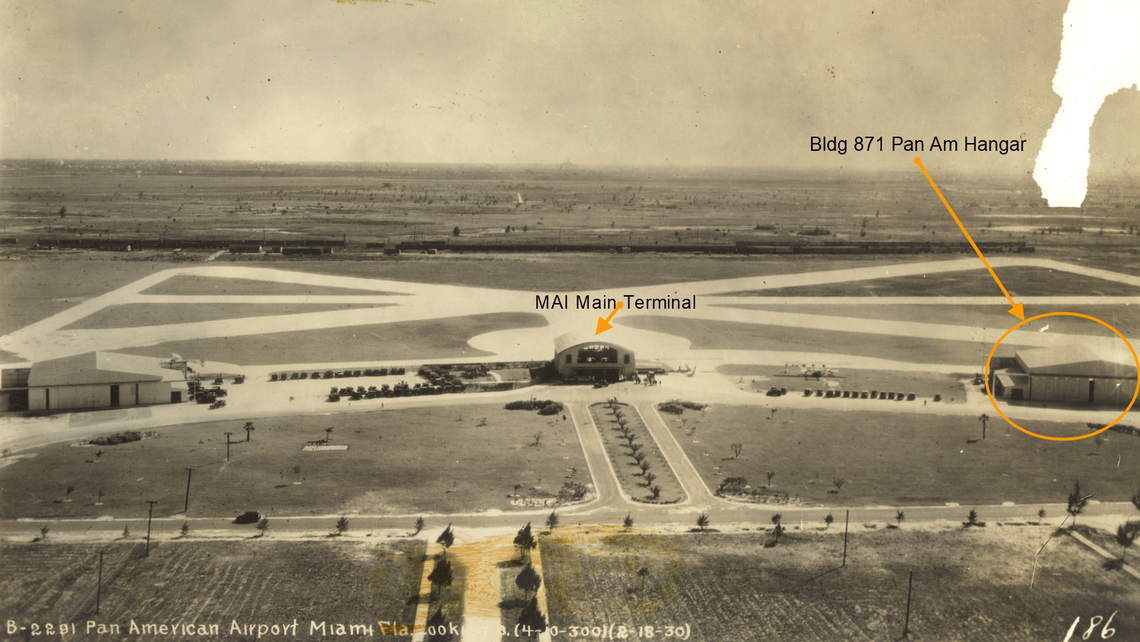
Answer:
[2,1,1139,640]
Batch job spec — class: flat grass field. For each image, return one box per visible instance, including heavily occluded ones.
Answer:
[0,403,590,519]
[538,526,1140,642]
[61,302,389,330]
[658,405,1140,506]
[727,304,1140,338]
[0,258,184,335]
[140,274,400,296]
[731,265,1140,298]
[0,539,426,641]
[117,312,548,365]
[620,316,1022,366]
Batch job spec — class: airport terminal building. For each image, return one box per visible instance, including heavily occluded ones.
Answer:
[553,332,637,382]
[992,344,1137,406]
[1,352,188,412]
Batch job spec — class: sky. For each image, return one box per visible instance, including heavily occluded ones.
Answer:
[2,0,1138,175]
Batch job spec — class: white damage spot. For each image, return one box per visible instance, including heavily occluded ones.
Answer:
[1034,0,1140,207]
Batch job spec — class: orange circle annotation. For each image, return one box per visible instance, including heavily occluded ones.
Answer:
[984,312,1139,441]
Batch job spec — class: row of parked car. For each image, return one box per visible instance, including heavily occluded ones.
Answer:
[270,367,407,382]
[802,389,938,401]
[327,379,462,402]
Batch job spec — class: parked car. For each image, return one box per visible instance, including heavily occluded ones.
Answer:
[233,511,260,525]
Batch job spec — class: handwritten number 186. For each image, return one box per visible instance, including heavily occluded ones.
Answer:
[1063,612,1117,640]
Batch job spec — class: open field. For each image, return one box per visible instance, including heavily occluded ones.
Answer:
[0,403,590,519]
[716,365,970,402]
[589,402,685,504]
[658,405,1140,507]
[61,302,389,330]
[0,258,188,335]
[538,525,1140,642]
[727,304,1140,338]
[727,266,1140,298]
[141,274,399,296]
[115,312,548,365]
[0,539,426,641]
[620,316,1028,366]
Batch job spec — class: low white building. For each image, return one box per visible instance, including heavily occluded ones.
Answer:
[22,351,188,412]
[553,332,637,382]
[992,344,1136,405]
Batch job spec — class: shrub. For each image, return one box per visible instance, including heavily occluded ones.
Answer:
[89,431,143,446]
[717,477,749,495]
[557,481,589,504]
[505,399,563,415]
[658,400,707,415]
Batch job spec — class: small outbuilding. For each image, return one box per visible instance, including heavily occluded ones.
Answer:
[992,344,1136,405]
[553,332,636,382]
[21,351,188,412]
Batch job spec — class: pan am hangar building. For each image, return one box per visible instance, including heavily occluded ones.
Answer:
[992,344,1137,406]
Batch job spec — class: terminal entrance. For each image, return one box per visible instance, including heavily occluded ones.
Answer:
[575,368,619,383]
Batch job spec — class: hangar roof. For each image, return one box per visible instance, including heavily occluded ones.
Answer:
[28,352,183,387]
[553,331,632,355]
[1016,344,1136,379]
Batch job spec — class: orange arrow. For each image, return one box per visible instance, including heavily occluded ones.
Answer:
[914,158,1025,321]
[595,301,624,335]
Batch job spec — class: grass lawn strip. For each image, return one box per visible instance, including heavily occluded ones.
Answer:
[620,315,1032,366]
[61,302,390,330]
[659,405,1140,507]
[115,312,548,365]
[723,266,1140,297]
[587,402,685,504]
[0,539,425,641]
[140,274,398,297]
[0,404,590,519]
[539,526,1140,642]
[721,303,1140,338]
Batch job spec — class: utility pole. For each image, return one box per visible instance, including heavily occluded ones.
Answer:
[224,432,232,461]
[842,509,850,567]
[902,570,914,638]
[95,551,103,614]
[183,468,194,514]
[145,500,157,557]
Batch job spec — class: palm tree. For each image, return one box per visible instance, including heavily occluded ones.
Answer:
[649,486,661,500]
[978,414,989,440]
[436,524,454,554]
[514,523,536,561]
[243,422,255,442]
[515,563,542,599]
[414,516,425,536]
[766,471,776,487]
[623,514,634,529]
[1067,479,1091,526]
[545,511,559,532]
[731,443,743,459]
[518,597,547,640]
[696,513,709,533]
[824,513,834,529]
[335,515,349,535]
[1115,522,1139,564]
[324,427,334,443]
[896,510,906,528]
[428,558,453,601]
[256,517,269,537]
